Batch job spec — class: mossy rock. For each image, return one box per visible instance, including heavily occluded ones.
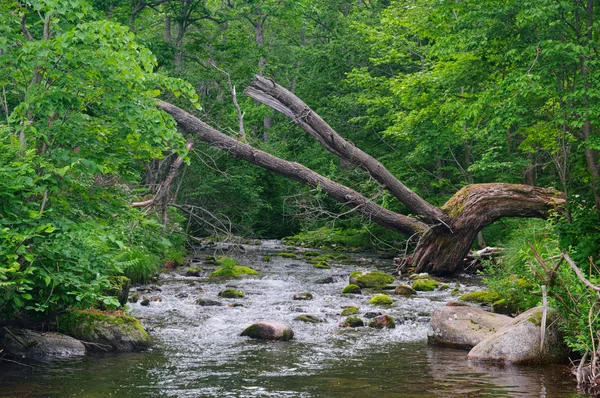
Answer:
[349,271,395,288]
[394,284,417,296]
[343,316,364,328]
[341,306,359,316]
[204,256,218,264]
[412,278,439,291]
[303,251,321,257]
[295,314,320,323]
[261,255,271,262]
[57,310,150,352]
[342,284,362,294]
[210,265,258,278]
[459,290,501,304]
[293,292,313,300]
[218,288,244,298]
[439,284,451,291]
[409,273,431,281]
[313,261,331,269]
[492,298,518,315]
[368,314,396,329]
[277,252,298,258]
[240,322,294,341]
[450,288,462,296]
[369,294,393,306]
[185,266,202,277]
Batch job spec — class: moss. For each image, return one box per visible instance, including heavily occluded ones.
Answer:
[394,284,417,296]
[210,265,258,278]
[412,278,439,291]
[277,252,298,258]
[459,290,501,304]
[240,324,260,338]
[451,288,462,296]
[295,314,320,323]
[342,284,361,294]
[369,294,393,306]
[204,256,218,264]
[439,284,451,290]
[313,261,331,269]
[303,251,321,257]
[218,288,244,298]
[441,185,471,218]
[185,266,202,277]
[261,255,271,262]
[57,309,149,351]
[351,272,395,288]
[341,306,359,316]
[344,316,364,327]
[528,311,543,326]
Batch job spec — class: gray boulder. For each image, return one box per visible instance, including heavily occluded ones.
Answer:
[428,303,512,349]
[0,327,86,358]
[241,322,294,341]
[468,306,569,364]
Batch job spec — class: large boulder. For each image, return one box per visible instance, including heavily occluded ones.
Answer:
[240,322,294,341]
[0,327,86,358]
[58,310,150,352]
[468,306,570,364]
[428,303,512,349]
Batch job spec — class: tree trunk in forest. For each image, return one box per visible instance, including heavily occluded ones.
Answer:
[156,77,566,275]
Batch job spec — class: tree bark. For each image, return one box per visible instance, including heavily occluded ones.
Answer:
[156,78,566,275]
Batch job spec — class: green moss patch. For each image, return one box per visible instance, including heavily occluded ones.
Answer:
[218,288,244,298]
[342,284,362,294]
[313,261,331,269]
[343,316,364,328]
[412,278,439,291]
[210,265,258,278]
[369,294,393,306]
[350,272,395,288]
[277,252,298,258]
[459,290,501,304]
[341,306,359,316]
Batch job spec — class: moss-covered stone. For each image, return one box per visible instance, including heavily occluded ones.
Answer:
[451,288,462,296]
[412,278,439,291]
[369,294,393,306]
[439,284,451,290]
[218,288,244,298]
[277,251,298,258]
[368,314,396,329]
[313,261,331,269]
[341,306,359,316]
[343,316,364,328]
[349,271,395,288]
[342,284,362,294]
[57,309,150,352]
[293,292,313,300]
[295,314,320,323]
[261,255,271,262]
[394,284,417,296]
[210,265,258,278]
[303,251,321,257]
[185,266,202,277]
[492,298,517,315]
[459,290,501,304]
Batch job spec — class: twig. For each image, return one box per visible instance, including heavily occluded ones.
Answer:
[564,253,600,292]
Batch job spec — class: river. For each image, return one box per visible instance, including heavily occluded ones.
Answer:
[0,240,584,397]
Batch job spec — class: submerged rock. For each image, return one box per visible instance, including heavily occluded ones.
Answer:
[195,298,223,306]
[315,276,335,284]
[369,314,396,329]
[240,322,294,341]
[293,292,313,301]
[57,310,150,352]
[428,304,512,349]
[0,327,86,358]
[468,306,569,364]
[295,314,320,323]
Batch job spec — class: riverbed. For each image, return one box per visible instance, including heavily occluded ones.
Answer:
[0,240,584,397]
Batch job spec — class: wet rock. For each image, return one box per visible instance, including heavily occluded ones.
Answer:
[295,314,320,323]
[369,314,396,329]
[341,306,359,316]
[364,311,382,319]
[315,276,335,284]
[175,292,189,299]
[195,298,223,306]
[219,288,245,298]
[349,271,395,288]
[185,266,202,277]
[0,327,86,358]
[468,306,569,364]
[369,294,393,307]
[140,298,150,306]
[57,310,150,352]
[342,316,364,328]
[394,284,417,296]
[240,322,294,341]
[428,304,512,349]
[228,303,244,308]
[293,292,313,300]
[342,284,362,294]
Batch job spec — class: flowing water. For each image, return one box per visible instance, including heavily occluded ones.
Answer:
[0,240,585,397]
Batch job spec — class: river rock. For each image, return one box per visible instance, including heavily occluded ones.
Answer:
[57,310,150,352]
[240,322,294,341]
[368,314,396,329]
[428,304,512,349]
[0,327,86,358]
[196,298,223,306]
[314,276,335,284]
[468,306,569,364]
[394,284,417,296]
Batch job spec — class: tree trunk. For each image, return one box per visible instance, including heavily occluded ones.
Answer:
[156,77,566,275]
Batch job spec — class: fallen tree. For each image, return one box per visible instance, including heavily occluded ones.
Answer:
[156,76,565,275]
